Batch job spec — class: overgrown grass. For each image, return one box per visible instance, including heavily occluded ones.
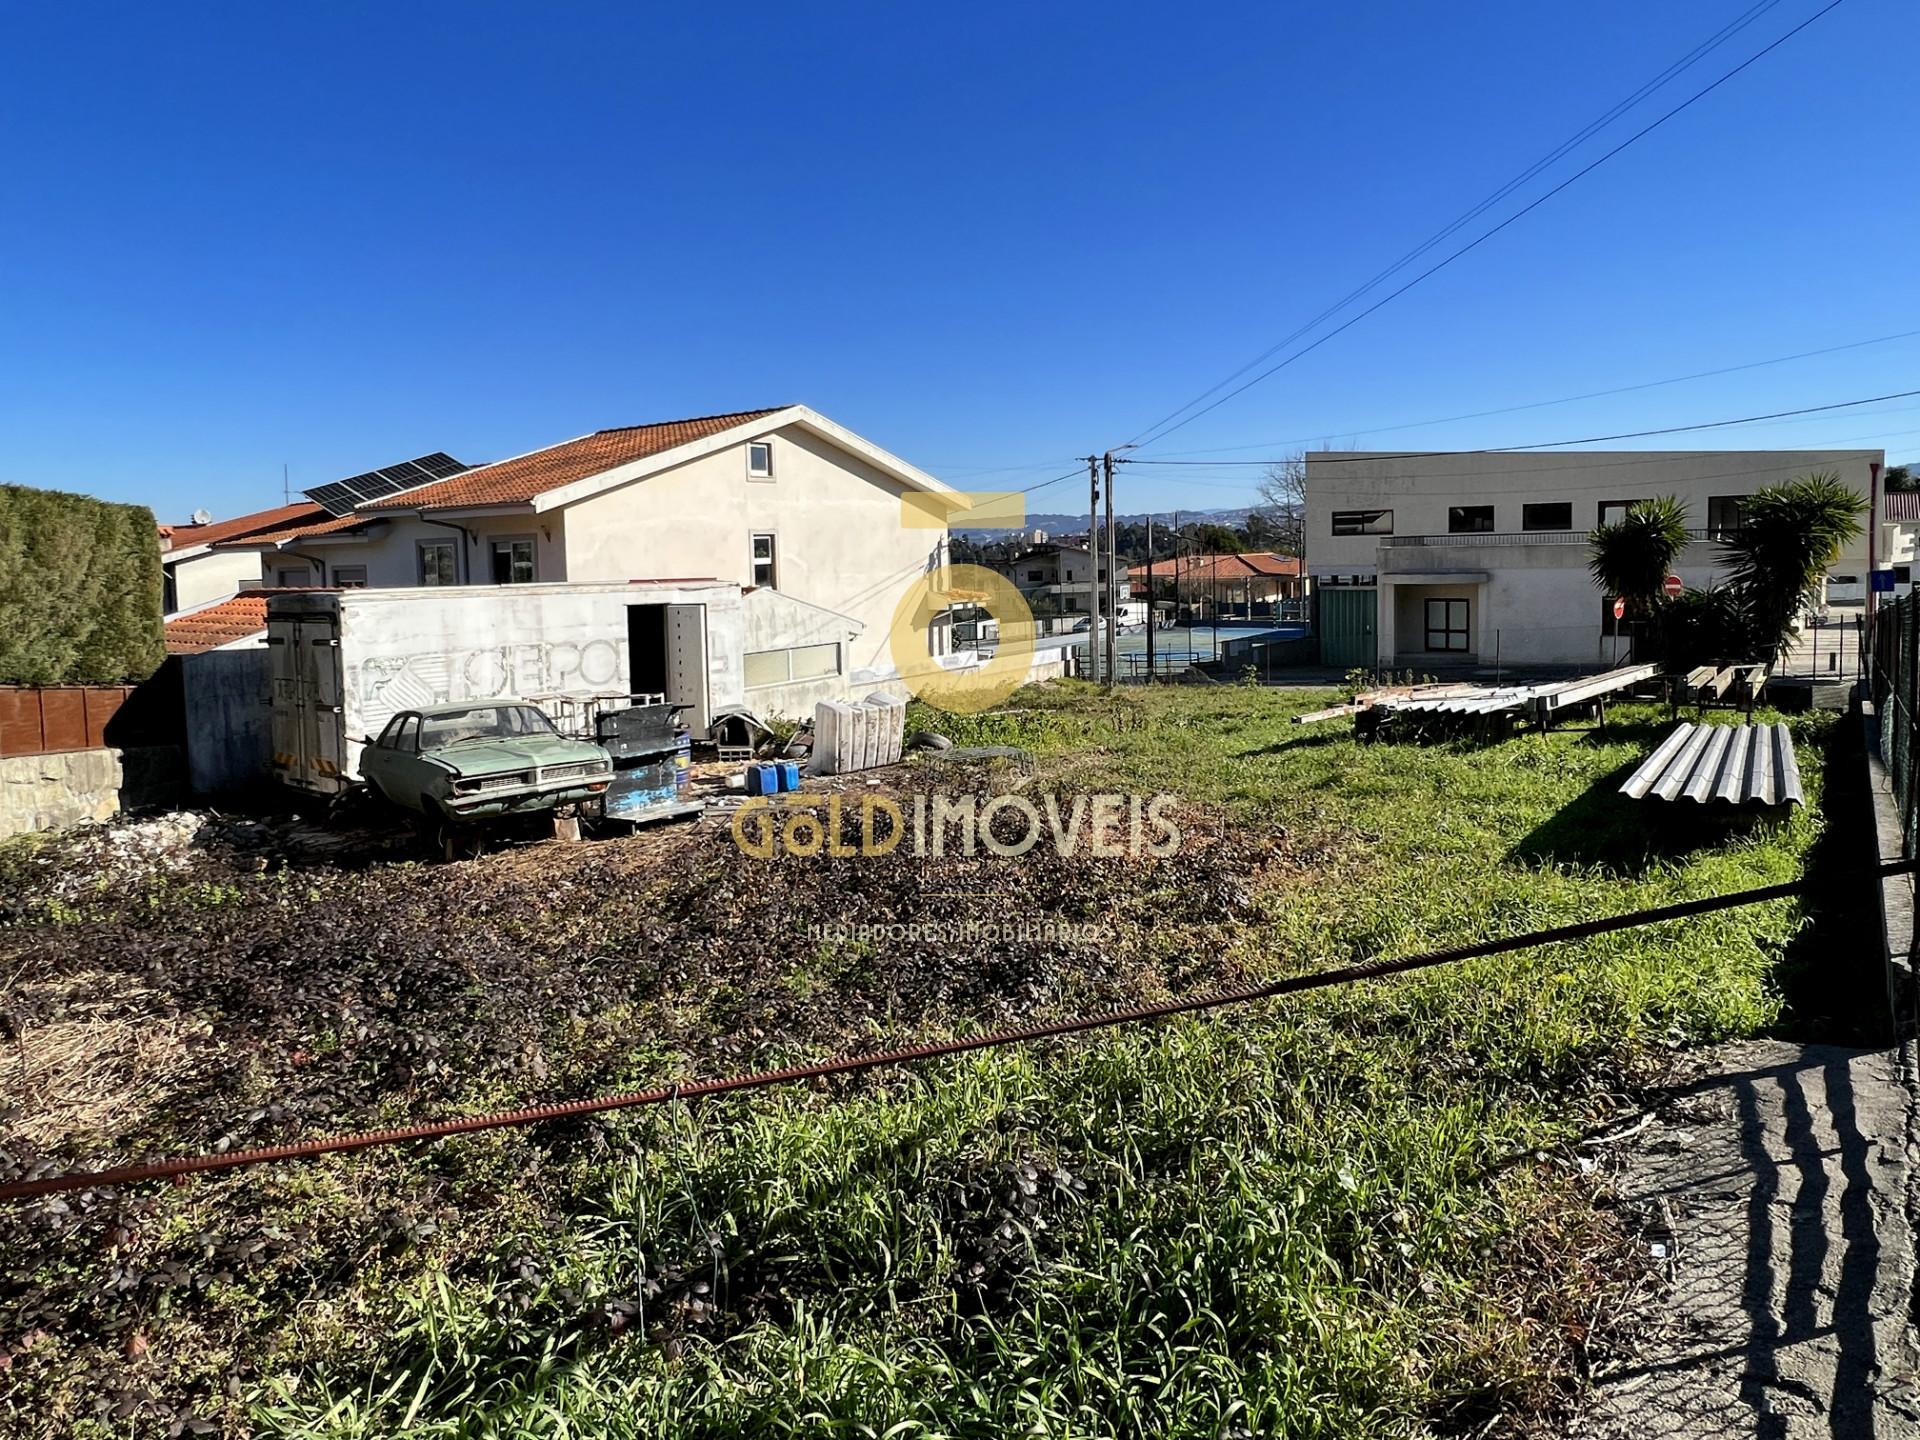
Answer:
[3,684,1843,1437]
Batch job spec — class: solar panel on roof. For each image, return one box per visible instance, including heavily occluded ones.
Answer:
[305,453,471,516]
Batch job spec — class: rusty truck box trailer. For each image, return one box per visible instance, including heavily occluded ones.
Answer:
[267,582,746,795]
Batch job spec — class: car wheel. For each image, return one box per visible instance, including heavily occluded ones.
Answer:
[433,813,487,862]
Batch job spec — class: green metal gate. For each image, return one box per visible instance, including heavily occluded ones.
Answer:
[1317,587,1377,669]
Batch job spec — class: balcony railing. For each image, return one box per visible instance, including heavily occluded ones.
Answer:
[1377,528,1720,548]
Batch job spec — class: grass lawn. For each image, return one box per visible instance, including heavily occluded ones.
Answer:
[0,682,1847,1438]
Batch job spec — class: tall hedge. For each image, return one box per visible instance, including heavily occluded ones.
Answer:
[0,484,165,684]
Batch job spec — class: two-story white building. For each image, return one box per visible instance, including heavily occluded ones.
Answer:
[1305,449,1885,669]
[993,543,1134,617]
[200,406,959,697]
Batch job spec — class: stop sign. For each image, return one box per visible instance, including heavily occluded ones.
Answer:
[1612,598,1625,620]
[1664,574,1683,598]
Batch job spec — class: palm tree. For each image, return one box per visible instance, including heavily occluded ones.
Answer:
[1589,496,1691,620]
[1719,472,1864,665]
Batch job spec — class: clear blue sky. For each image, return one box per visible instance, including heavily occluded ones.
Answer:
[1,0,1914,525]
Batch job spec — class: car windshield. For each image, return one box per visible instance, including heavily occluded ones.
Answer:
[419,705,559,749]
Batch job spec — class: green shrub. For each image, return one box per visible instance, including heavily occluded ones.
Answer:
[0,484,164,684]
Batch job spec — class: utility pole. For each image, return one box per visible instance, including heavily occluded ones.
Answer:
[1086,455,1101,685]
[1144,512,1156,682]
[1102,451,1118,687]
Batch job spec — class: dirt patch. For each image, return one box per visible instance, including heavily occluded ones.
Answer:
[1,972,215,1152]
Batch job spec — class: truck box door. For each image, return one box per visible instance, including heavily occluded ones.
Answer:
[665,604,711,735]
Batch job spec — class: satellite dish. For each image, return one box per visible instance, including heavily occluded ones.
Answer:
[191,508,213,525]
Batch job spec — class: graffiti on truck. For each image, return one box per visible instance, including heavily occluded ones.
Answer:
[347,640,628,730]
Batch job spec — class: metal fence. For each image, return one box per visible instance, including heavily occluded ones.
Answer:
[0,685,135,757]
[1870,594,1919,855]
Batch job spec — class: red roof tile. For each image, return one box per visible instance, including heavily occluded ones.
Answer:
[162,503,327,551]
[213,510,384,547]
[1137,551,1301,583]
[362,408,786,512]
[1886,492,1920,523]
[164,594,269,654]
[164,588,338,654]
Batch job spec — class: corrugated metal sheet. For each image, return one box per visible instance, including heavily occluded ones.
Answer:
[1619,722,1803,807]
[1317,588,1376,669]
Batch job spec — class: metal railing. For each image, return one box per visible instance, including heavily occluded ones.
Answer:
[1870,595,1919,855]
[1378,528,1721,549]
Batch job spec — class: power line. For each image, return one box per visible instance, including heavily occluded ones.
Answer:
[1144,327,1920,460]
[1126,0,1851,453]
[1125,0,1789,449]
[1123,387,1920,465]
[5,870,1887,1203]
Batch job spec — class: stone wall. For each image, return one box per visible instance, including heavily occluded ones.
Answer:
[0,747,122,837]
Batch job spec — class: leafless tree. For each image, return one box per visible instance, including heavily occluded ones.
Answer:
[1256,454,1306,558]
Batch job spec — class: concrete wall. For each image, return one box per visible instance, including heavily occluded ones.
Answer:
[1308,449,1886,667]
[1308,449,1884,575]
[0,748,121,836]
[560,423,941,671]
[168,548,266,611]
[183,649,272,794]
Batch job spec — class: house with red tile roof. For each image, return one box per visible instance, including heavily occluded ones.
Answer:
[159,502,330,611]
[216,406,963,676]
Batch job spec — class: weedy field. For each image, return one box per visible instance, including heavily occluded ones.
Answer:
[0,683,1848,1438]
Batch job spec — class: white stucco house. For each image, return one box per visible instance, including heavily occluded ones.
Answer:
[196,406,963,713]
[1305,448,1886,669]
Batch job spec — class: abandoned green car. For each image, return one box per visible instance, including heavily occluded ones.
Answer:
[357,700,613,823]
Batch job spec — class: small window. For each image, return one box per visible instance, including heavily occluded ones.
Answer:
[1598,499,1650,527]
[272,566,310,587]
[751,533,777,588]
[743,643,842,689]
[748,441,773,479]
[1522,502,1572,531]
[1447,506,1494,534]
[332,565,368,588]
[1707,495,1746,538]
[1027,569,1044,583]
[1424,598,1469,653]
[418,539,458,586]
[1331,509,1393,536]
[490,538,535,584]
[1897,566,1912,584]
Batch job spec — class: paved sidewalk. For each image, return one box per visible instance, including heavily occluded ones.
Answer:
[1581,1041,1920,1438]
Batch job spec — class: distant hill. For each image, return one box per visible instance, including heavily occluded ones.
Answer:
[956,506,1259,540]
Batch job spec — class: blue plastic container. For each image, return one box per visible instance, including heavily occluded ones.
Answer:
[747,762,780,797]
[777,760,802,792]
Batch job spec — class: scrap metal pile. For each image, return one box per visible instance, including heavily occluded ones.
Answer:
[1295,664,1662,740]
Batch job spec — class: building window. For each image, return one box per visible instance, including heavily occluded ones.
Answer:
[490,537,536,584]
[1448,506,1494,534]
[332,565,368,588]
[743,642,841,689]
[1522,502,1572,531]
[1332,509,1393,536]
[1424,598,1469,653]
[1027,569,1044,583]
[751,533,777,588]
[418,539,459,586]
[1598,499,1650,527]
[748,441,773,479]
[272,566,310,587]
[1707,495,1746,538]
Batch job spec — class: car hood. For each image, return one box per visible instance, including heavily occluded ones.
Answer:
[424,738,609,777]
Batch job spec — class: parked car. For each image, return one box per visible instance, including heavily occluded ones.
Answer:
[357,700,614,827]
